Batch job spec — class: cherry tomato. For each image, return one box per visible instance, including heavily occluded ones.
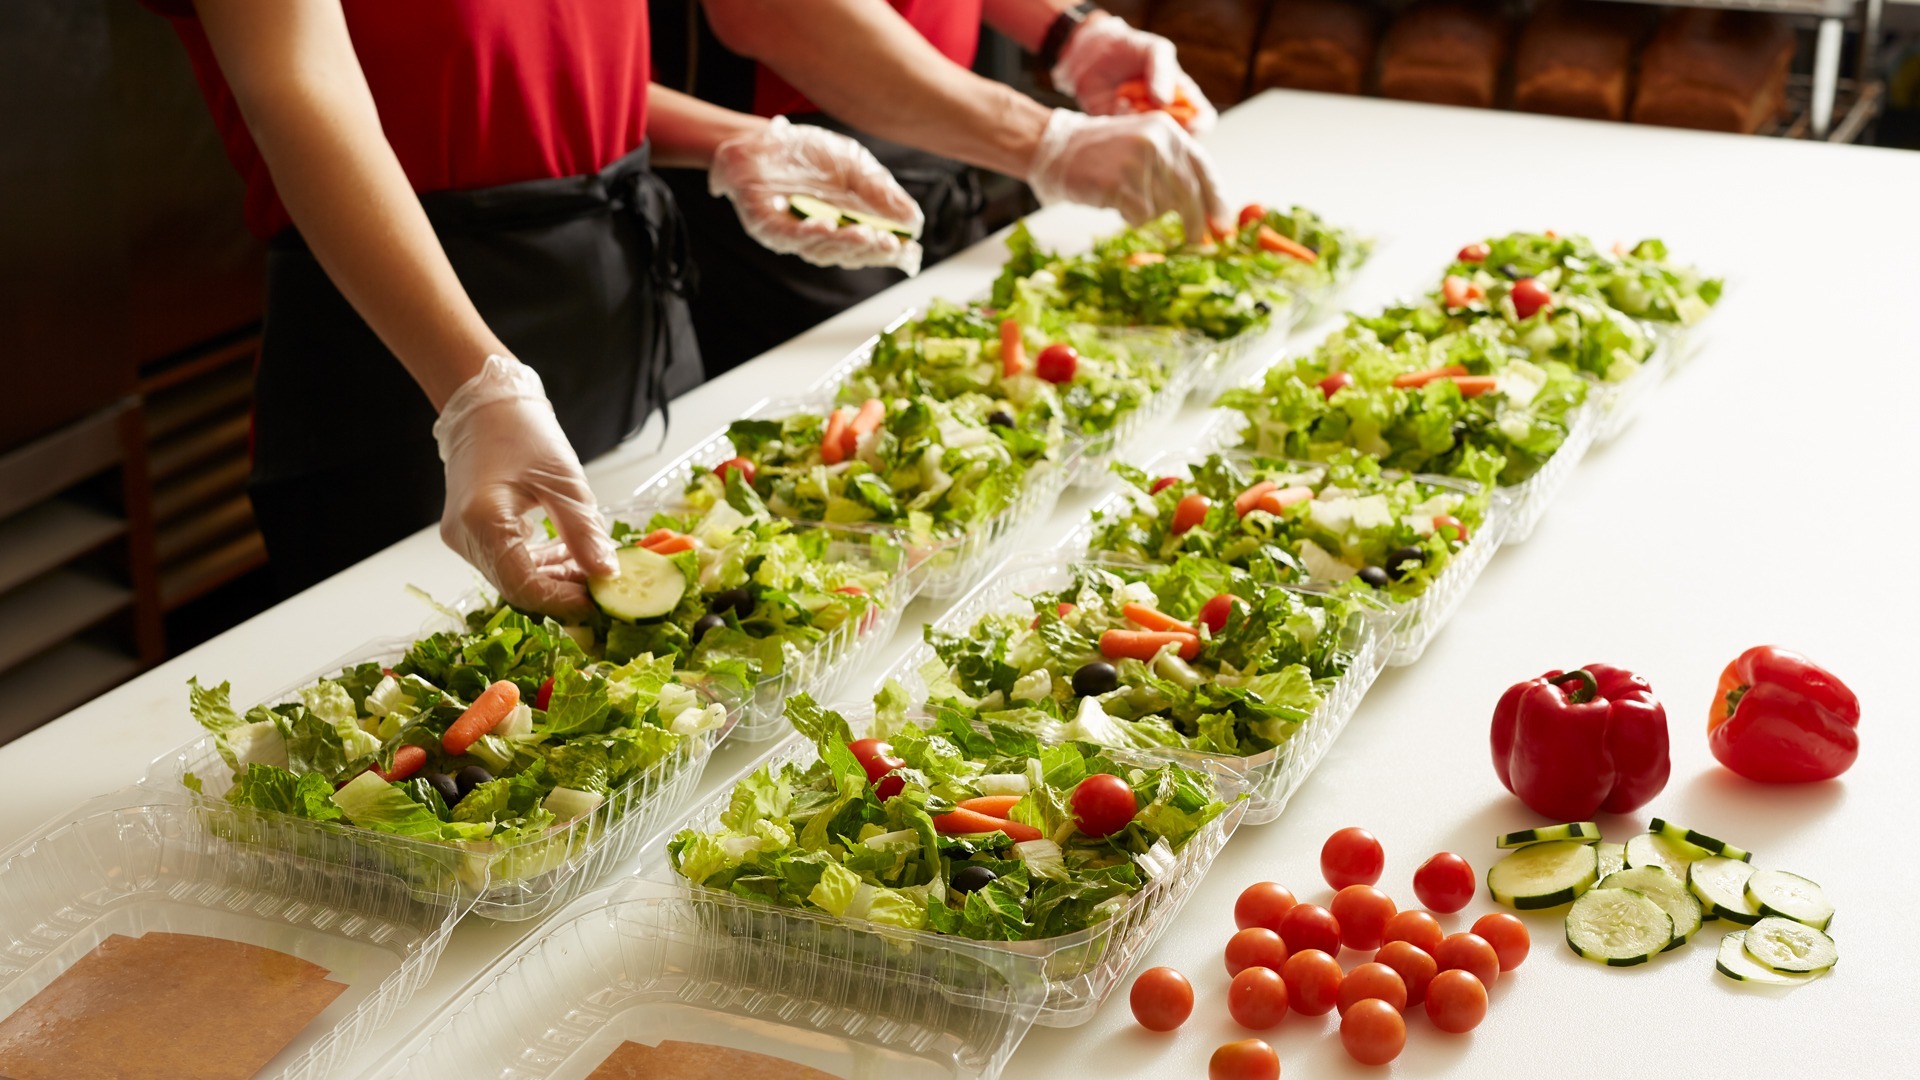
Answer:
[1317,370,1355,399]
[1340,998,1406,1066]
[1224,927,1289,977]
[1457,242,1490,263]
[1374,940,1438,1005]
[1149,476,1179,495]
[1424,969,1488,1034]
[1330,885,1396,950]
[847,737,906,800]
[1413,852,1475,913]
[1068,773,1136,837]
[1434,932,1499,990]
[1511,277,1552,320]
[1337,962,1408,1015]
[1280,948,1343,1016]
[1237,203,1267,228]
[1228,966,1289,1029]
[1171,493,1211,535]
[713,456,755,485]
[1321,826,1384,888]
[1431,513,1469,542]
[1234,881,1297,932]
[1278,902,1341,956]
[1199,593,1240,636]
[1129,966,1194,1031]
[1209,1039,1280,1080]
[535,676,554,712]
[1035,342,1079,384]
[1471,912,1531,971]
[1380,909,1444,956]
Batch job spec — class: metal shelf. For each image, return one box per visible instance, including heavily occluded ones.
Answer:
[1766,74,1885,139]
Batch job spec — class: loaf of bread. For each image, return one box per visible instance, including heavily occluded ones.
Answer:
[1632,8,1796,133]
[1252,0,1379,96]
[1377,0,1512,109]
[1513,0,1652,122]
[1147,0,1268,108]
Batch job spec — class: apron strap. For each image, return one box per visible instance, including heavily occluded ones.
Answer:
[604,146,698,450]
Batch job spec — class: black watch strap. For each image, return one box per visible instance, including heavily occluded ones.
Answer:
[1039,1,1101,78]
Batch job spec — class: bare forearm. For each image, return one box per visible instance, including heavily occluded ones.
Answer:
[702,0,1050,178]
[647,85,766,168]
[981,0,1078,53]
[197,0,499,410]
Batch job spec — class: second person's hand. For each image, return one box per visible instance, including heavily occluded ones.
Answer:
[1026,109,1228,244]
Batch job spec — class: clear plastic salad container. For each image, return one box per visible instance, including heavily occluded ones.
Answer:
[0,799,473,1080]
[438,506,916,746]
[141,638,736,922]
[1064,447,1507,668]
[628,399,1079,601]
[1592,322,1697,445]
[874,555,1388,827]
[655,710,1248,1027]
[370,882,1046,1079]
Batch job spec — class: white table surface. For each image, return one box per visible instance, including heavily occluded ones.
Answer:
[6,91,1919,1077]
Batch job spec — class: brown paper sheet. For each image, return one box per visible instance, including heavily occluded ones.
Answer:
[586,1038,840,1080]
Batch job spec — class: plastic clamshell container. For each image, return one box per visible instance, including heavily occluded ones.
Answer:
[440,505,915,746]
[372,882,1045,1079]
[1064,447,1505,667]
[874,554,1388,826]
[1592,321,1698,445]
[656,709,1248,1028]
[0,800,473,1080]
[629,398,1078,601]
[141,638,734,922]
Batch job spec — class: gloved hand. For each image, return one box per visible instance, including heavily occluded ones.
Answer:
[710,116,926,274]
[1051,14,1219,134]
[1027,109,1228,243]
[434,355,615,621]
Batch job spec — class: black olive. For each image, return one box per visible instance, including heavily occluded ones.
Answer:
[1357,566,1391,588]
[1385,545,1426,581]
[951,864,998,894]
[1253,300,1273,315]
[987,410,1015,428]
[1072,661,1120,697]
[426,771,461,807]
[1499,262,1523,279]
[711,587,753,617]
[691,612,726,645]
[454,765,493,799]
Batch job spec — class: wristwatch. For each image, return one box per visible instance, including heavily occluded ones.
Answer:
[1039,1,1101,79]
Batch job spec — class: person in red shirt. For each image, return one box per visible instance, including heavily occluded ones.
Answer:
[143,0,921,615]
[655,0,1228,372]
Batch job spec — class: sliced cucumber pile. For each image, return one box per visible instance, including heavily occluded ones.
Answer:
[589,545,688,621]
[1489,818,1838,988]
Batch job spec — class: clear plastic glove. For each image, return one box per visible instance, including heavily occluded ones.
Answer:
[1027,109,1228,242]
[434,355,615,621]
[710,116,926,274]
[1051,14,1219,134]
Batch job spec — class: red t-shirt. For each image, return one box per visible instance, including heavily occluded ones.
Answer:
[752,0,982,117]
[144,1,652,238]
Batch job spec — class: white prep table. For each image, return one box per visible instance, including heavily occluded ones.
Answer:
[4,92,1917,1077]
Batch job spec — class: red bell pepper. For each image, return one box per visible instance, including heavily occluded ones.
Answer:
[1490,665,1669,820]
[1708,646,1859,783]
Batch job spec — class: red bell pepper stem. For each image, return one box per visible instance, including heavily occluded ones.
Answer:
[1554,669,1599,705]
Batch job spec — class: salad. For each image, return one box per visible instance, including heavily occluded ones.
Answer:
[989,206,1368,341]
[185,606,730,856]
[1447,232,1721,328]
[910,559,1367,758]
[1091,450,1493,602]
[835,298,1187,443]
[685,396,1059,546]
[668,695,1231,941]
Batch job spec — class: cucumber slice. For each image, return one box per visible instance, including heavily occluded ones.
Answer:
[1596,841,1627,879]
[1742,916,1838,974]
[787,194,916,238]
[1716,932,1817,987]
[1649,817,1751,862]
[1624,830,1710,881]
[1496,821,1600,848]
[1688,855,1762,925]
[1600,867,1703,949]
[1565,887,1672,966]
[1745,868,1835,931]
[589,546,688,621]
[1488,840,1599,910]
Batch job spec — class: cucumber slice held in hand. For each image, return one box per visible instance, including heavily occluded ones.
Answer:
[1742,916,1838,974]
[1689,855,1763,926]
[1497,821,1601,848]
[1565,887,1673,966]
[589,546,688,621]
[1716,932,1819,987]
[1488,839,1599,910]
[788,194,917,238]
[1745,868,1835,931]
[1600,867,1703,950]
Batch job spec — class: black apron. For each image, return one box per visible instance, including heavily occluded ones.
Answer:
[249,142,701,598]
[652,2,988,375]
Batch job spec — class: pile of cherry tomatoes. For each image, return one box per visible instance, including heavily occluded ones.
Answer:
[1128,826,1529,1078]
